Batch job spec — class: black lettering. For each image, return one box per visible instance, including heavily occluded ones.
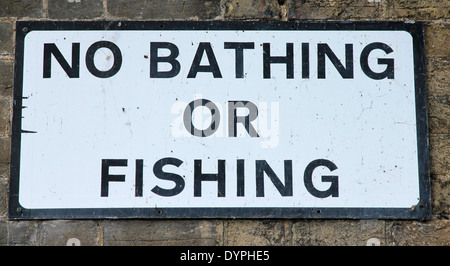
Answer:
[135,159,143,197]
[304,159,339,198]
[85,41,122,78]
[151,157,185,197]
[263,43,294,79]
[360,42,394,80]
[237,159,245,197]
[194,159,225,197]
[224,42,255,78]
[256,160,293,197]
[317,43,353,79]
[187,42,222,78]
[43,43,80,78]
[228,101,259,137]
[150,42,181,78]
[183,99,220,137]
[302,43,309,79]
[101,159,127,197]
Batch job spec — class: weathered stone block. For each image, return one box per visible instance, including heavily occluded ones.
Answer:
[0,163,9,179]
[427,57,450,98]
[108,0,221,20]
[289,0,383,20]
[6,221,39,245]
[425,24,450,58]
[0,62,13,99]
[0,221,7,244]
[0,97,12,137]
[387,220,450,245]
[429,134,449,176]
[225,220,289,245]
[40,220,103,246]
[104,220,223,246]
[292,220,385,246]
[0,179,7,218]
[428,96,450,135]
[0,23,13,57]
[384,0,450,20]
[0,137,11,163]
[223,0,283,19]
[48,0,104,19]
[0,60,13,86]
[0,0,43,18]
[431,174,449,218]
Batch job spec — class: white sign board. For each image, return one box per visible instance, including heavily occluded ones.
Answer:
[10,21,430,219]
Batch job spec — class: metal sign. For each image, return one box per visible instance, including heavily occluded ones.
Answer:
[10,21,430,219]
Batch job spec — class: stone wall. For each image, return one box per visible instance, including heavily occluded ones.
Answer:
[0,0,448,246]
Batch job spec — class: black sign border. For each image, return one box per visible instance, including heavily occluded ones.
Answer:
[9,21,431,220]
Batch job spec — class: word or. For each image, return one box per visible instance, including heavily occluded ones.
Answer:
[171,97,280,148]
